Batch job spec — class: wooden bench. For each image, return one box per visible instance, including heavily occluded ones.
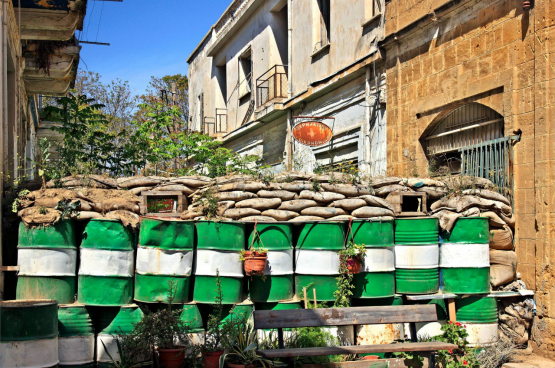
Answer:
[254,305,458,367]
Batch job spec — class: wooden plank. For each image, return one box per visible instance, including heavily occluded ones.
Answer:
[1,266,20,271]
[257,342,458,358]
[406,294,457,301]
[447,298,456,323]
[253,305,438,330]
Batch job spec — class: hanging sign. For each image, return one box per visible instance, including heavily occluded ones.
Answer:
[292,121,333,147]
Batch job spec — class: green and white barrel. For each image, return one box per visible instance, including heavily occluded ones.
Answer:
[295,222,345,302]
[17,221,78,304]
[394,218,439,294]
[58,305,94,368]
[351,220,395,299]
[1,300,59,368]
[405,299,448,340]
[150,303,205,345]
[135,218,195,303]
[440,217,490,294]
[78,219,135,306]
[456,297,498,347]
[95,305,144,367]
[194,221,245,304]
[248,223,294,302]
[350,297,405,345]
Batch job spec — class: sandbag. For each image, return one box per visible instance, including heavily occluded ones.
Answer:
[274,172,315,183]
[279,182,313,192]
[257,190,297,201]
[105,210,140,228]
[235,198,282,210]
[405,178,446,188]
[215,175,251,185]
[223,208,261,219]
[278,200,318,212]
[300,207,347,218]
[500,212,516,228]
[416,186,448,200]
[181,211,204,220]
[462,189,511,206]
[118,176,163,188]
[320,184,371,197]
[430,196,459,212]
[331,199,367,211]
[431,210,461,233]
[490,250,517,266]
[299,190,345,202]
[240,216,277,222]
[443,176,494,190]
[129,186,154,195]
[374,184,411,197]
[289,216,325,222]
[18,207,61,226]
[73,211,104,221]
[219,182,267,192]
[153,184,194,195]
[481,211,506,228]
[490,225,514,250]
[351,207,394,218]
[358,195,395,212]
[215,191,257,201]
[261,210,299,221]
[169,176,212,187]
[370,177,402,188]
[326,215,354,221]
[491,264,516,287]
[88,175,118,188]
[75,200,93,212]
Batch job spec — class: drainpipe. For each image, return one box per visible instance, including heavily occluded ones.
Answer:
[287,0,293,98]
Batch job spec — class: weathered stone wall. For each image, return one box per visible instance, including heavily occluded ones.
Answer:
[383,0,555,357]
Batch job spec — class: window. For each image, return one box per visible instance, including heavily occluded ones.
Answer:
[197,93,203,131]
[313,0,330,52]
[365,0,381,20]
[238,49,252,99]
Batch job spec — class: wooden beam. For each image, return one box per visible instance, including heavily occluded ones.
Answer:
[1,266,20,272]
[447,298,456,323]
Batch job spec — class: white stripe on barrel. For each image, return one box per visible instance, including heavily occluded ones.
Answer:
[18,248,77,276]
[0,338,59,368]
[463,323,499,347]
[96,334,117,363]
[264,250,294,276]
[194,250,243,277]
[361,247,395,272]
[295,250,340,275]
[440,243,490,268]
[59,335,94,366]
[136,246,193,276]
[404,321,446,340]
[79,249,134,277]
[394,244,439,269]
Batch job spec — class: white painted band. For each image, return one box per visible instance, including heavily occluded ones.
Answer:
[79,248,134,277]
[463,323,499,346]
[97,334,117,363]
[395,244,439,269]
[264,249,294,275]
[354,323,405,345]
[58,335,94,365]
[0,338,59,368]
[194,249,243,277]
[440,243,490,268]
[404,321,446,340]
[136,246,193,276]
[361,247,395,272]
[18,248,77,276]
[295,250,340,275]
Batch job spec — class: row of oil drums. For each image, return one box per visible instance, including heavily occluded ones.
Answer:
[16,216,492,305]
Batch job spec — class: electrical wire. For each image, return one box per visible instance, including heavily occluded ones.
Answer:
[85,0,97,40]
[95,1,105,42]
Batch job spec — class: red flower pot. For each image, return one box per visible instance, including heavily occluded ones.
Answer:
[243,252,267,276]
[158,348,186,368]
[202,350,224,368]
[343,256,363,274]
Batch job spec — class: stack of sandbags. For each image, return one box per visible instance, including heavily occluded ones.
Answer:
[45,175,118,189]
[497,281,534,346]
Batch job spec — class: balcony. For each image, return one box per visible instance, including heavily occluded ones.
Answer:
[256,65,288,108]
[203,109,228,137]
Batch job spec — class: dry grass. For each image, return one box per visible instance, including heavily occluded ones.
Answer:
[477,337,517,368]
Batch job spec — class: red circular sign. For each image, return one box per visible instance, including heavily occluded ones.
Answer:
[292,121,333,146]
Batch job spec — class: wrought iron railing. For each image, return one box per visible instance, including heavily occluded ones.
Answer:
[203,117,215,136]
[215,108,228,133]
[256,65,288,107]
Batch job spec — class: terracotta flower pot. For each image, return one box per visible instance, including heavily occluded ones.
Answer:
[243,252,267,276]
[345,256,363,274]
[158,348,186,368]
[227,363,257,368]
[202,350,224,368]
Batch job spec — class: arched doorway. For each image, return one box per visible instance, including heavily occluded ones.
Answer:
[422,103,515,196]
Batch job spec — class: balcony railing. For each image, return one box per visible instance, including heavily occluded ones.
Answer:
[256,65,288,108]
[203,109,228,136]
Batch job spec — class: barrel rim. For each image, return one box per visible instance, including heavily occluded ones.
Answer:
[0,299,57,308]
[140,217,195,223]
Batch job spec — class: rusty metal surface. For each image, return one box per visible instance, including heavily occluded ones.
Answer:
[292,121,333,146]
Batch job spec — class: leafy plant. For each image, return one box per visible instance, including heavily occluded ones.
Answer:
[101,336,151,368]
[55,200,81,220]
[334,241,366,308]
[220,323,275,368]
[11,189,30,213]
[435,322,480,368]
[311,180,321,192]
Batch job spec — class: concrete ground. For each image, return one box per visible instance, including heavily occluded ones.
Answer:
[503,353,555,368]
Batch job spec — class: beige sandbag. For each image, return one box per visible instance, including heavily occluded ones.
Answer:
[490,250,517,266]
[215,191,257,201]
[351,207,395,218]
[279,182,313,192]
[430,195,459,211]
[431,209,462,233]
[491,264,516,287]
[405,178,446,188]
[219,182,267,192]
[105,210,140,228]
[129,186,154,195]
[455,196,512,214]
[326,215,354,221]
[235,198,282,210]
[289,215,325,222]
[170,176,212,187]
[481,211,506,228]
[500,212,516,228]
[257,190,297,201]
[300,207,347,218]
[370,177,403,188]
[89,175,118,188]
[490,225,514,250]
[118,176,163,188]
[462,189,510,206]
[223,208,261,219]
[358,195,395,212]
[331,199,367,211]
[321,184,371,197]
[240,216,277,222]
[153,184,194,195]
[261,210,299,221]
[278,200,318,212]
[374,184,412,197]
[181,211,204,220]
[215,175,251,185]
[217,201,235,211]
[18,207,61,227]
[74,200,93,212]
[274,172,315,183]
[101,198,141,213]
[299,190,345,202]
[416,186,448,200]
[313,173,350,183]
[73,211,104,221]
[443,176,494,190]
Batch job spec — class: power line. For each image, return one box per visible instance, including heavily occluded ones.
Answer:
[96,0,105,42]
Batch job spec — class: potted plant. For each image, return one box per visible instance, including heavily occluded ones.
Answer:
[220,323,275,368]
[339,242,366,274]
[241,223,268,276]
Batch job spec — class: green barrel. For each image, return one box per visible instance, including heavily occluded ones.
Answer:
[1,300,59,368]
[135,218,194,303]
[440,217,490,294]
[194,221,245,304]
[96,305,144,367]
[58,305,95,367]
[17,221,77,304]
[352,220,395,299]
[395,218,439,294]
[78,219,135,306]
[455,296,499,346]
[295,222,344,302]
[248,224,294,302]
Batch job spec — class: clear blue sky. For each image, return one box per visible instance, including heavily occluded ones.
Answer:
[76,0,231,94]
